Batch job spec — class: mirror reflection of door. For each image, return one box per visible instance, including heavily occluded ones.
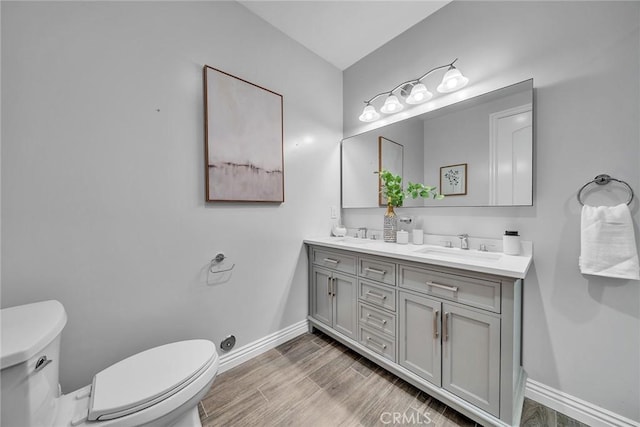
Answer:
[378,137,404,206]
[489,104,533,205]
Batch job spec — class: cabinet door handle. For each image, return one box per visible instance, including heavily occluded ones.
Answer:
[324,258,340,265]
[327,276,332,297]
[433,310,439,339]
[364,267,386,276]
[332,277,336,296]
[367,314,388,326]
[426,281,459,293]
[366,336,387,350]
[365,290,387,301]
[443,312,450,341]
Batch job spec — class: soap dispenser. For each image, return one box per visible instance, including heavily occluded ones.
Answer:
[397,217,411,244]
[503,231,520,255]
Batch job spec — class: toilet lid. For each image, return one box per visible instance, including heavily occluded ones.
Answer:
[88,339,216,421]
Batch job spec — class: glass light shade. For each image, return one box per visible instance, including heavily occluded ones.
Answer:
[380,95,404,114]
[436,67,469,93]
[358,104,380,122]
[405,83,433,105]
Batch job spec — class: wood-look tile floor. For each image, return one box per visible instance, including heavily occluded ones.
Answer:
[198,331,590,427]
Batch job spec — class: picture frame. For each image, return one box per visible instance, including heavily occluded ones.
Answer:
[440,163,467,196]
[203,65,284,203]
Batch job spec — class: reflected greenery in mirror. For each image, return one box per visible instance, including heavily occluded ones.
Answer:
[379,169,443,207]
[342,80,533,208]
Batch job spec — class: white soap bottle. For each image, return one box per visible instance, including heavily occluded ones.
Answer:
[503,231,520,255]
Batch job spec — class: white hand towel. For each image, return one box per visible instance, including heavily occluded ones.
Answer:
[579,203,640,280]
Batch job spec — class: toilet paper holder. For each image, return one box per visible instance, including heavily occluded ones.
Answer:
[209,253,235,274]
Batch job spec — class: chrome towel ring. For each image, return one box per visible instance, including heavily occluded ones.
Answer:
[577,174,634,206]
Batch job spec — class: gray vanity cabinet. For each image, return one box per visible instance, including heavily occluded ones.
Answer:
[399,292,500,416]
[398,262,502,416]
[398,292,442,385]
[307,243,525,427]
[357,255,398,362]
[311,266,357,339]
[310,248,358,340]
[442,303,500,416]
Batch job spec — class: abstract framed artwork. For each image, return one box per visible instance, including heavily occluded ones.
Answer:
[203,65,284,202]
[440,163,467,196]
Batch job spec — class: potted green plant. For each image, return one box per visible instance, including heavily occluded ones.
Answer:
[379,169,443,242]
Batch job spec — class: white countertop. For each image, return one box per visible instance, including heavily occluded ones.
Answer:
[304,236,533,279]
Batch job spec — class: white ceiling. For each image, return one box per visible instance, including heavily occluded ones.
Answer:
[239,1,451,70]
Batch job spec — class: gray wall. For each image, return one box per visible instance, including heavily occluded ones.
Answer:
[343,1,639,421]
[1,1,342,391]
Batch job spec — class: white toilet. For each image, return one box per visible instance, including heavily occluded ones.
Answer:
[1,300,219,427]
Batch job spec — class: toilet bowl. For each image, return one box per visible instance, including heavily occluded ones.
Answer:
[1,300,219,427]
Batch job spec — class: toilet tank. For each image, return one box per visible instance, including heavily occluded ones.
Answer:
[1,300,67,427]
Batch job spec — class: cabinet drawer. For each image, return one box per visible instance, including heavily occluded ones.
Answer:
[311,247,357,275]
[398,264,501,313]
[359,302,396,337]
[359,280,396,312]
[359,256,396,286]
[359,325,396,362]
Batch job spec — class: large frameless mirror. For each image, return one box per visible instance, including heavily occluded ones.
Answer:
[342,79,533,208]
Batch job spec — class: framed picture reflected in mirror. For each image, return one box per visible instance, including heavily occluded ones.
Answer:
[440,163,467,196]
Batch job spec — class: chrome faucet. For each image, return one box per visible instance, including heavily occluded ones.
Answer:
[357,227,368,239]
[458,234,469,250]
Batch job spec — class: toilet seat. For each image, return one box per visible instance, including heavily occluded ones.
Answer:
[89,340,216,421]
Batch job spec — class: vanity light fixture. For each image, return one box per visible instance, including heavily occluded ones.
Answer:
[358,58,469,122]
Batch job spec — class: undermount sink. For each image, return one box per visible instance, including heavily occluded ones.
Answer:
[333,237,371,245]
[413,246,503,262]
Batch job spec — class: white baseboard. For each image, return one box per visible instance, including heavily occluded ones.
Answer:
[526,378,640,427]
[217,319,309,373]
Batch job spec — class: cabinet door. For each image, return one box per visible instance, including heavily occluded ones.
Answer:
[311,267,333,327]
[398,292,442,386]
[333,272,357,339]
[442,303,500,416]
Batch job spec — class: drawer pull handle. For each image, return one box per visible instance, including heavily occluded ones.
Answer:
[366,336,387,350]
[426,281,459,293]
[433,310,439,339]
[367,314,388,325]
[324,258,340,264]
[364,267,386,276]
[365,291,387,301]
